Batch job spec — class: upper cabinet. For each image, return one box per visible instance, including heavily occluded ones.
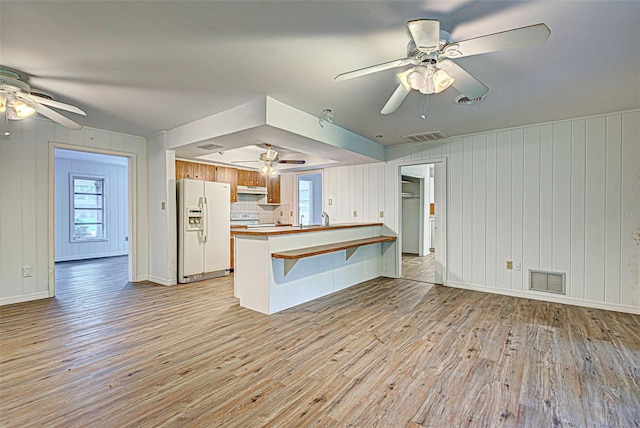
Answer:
[176,160,272,203]
[175,160,194,180]
[237,170,267,187]
[176,160,215,181]
[267,175,281,204]
[215,166,238,202]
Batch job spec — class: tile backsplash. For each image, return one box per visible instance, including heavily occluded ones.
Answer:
[231,194,277,223]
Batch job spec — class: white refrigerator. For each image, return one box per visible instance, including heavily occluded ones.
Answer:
[177,179,230,283]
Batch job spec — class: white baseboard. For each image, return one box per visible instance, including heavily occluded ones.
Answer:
[0,291,51,306]
[148,275,177,286]
[55,252,128,262]
[447,281,640,315]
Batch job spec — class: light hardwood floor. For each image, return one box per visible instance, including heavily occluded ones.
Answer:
[1,257,639,427]
[402,252,435,284]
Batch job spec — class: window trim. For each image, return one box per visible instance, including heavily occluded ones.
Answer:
[69,173,107,242]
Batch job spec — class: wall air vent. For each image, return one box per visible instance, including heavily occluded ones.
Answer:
[529,270,566,294]
[403,130,448,143]
[197,143,223,151]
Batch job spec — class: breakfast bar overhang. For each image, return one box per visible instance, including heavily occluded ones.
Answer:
[232,223,398,314]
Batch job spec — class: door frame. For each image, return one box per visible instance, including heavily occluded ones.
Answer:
[396,158,447,284]
[48,142,137,297]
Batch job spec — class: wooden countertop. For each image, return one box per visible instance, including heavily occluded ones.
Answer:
[231,222,383,236]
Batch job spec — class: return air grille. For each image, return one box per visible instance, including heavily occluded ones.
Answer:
[403,130,448,143]
[529,270,566,294]
[197,143,223,151]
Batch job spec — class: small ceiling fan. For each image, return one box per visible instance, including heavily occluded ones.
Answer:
[233,144,306,175]
[335,20,551,114]
[0,68,86,131]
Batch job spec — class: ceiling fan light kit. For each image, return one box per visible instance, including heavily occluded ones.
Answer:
[0,68,86,133]
[335,20,550,115]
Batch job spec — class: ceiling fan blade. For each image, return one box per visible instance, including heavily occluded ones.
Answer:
[335,58,414,81]
[28,93,86,116]
[278,160,306,165]
[442,23,551,59]
[381,83,410,115]
[445,60,489,100]
[32,103,83,130]
[407,19,441,53]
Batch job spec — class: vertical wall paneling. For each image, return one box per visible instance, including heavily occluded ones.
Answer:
[496,131,513,289]
[539,124,554,270]
[448,139,464,283]
[584,117,606,302]
[21,121,38,295]
[355,165,364,222]
[485,133,497,288]
[620,112,640,307]
[551,122,572,288]
[523,126,541,284]
[570,120,587,299]
[511,129,525,291]
[462,137,474,284]
[36,123,55,293]
[604,115,622,304]
[326,109,637,313]
[1,117,147,304]
[472,134,487,286]
[341,167,350,223]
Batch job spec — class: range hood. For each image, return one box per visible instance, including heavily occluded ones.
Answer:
[237,185,267,195]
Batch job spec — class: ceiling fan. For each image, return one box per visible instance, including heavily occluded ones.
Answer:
[335,20,551,114]
[233,144,306,175]
[0,68,86,131]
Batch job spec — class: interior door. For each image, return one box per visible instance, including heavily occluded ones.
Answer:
[203,181,231,273]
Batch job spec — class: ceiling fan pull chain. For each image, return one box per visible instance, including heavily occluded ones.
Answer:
[421,93,428,120]
[3,109,9,136]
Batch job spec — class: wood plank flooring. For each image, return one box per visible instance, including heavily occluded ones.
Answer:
[1,257,639,427]
[402,252,435,284]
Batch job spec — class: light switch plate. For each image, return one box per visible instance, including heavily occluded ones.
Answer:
[353,210,357,217]
[328,198,333,205]
[506,261,513,270]
[379,211,384,218]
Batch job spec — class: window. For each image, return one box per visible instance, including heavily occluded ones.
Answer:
[71,175,106,241]
[297,172,322,225]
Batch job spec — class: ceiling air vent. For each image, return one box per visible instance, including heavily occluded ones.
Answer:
[197,143,223,151]
[403,130,448,143]
[454,94,487,105]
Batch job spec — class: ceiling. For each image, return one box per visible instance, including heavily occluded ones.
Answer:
[1,1,639,152]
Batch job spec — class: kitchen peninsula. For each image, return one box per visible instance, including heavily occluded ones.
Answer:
[232,223,397,314]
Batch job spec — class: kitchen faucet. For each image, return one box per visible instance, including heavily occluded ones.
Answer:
[322,211,329,226]
[300,214,304,228]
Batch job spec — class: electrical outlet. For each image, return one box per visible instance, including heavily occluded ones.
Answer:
[22,266,33,278]
[161,201,166,210]
[379,211,384,218]
[290,211,293,216]
[514,262,521,271]
[328,198,333,206]
[353,210,357,217]
[506,261,513,270]
[280,211,283,216]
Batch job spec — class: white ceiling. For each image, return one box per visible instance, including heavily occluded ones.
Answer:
[2,1,639,153]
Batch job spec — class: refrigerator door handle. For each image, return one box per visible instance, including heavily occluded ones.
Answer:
[201,196,208,242]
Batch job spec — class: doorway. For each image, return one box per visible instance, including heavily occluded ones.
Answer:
[398,161,445,284]
[50,145,135,298]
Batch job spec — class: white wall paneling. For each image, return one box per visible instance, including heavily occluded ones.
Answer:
[321,109,639,314]
[0,117,148,305]
[54,156,128,262]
